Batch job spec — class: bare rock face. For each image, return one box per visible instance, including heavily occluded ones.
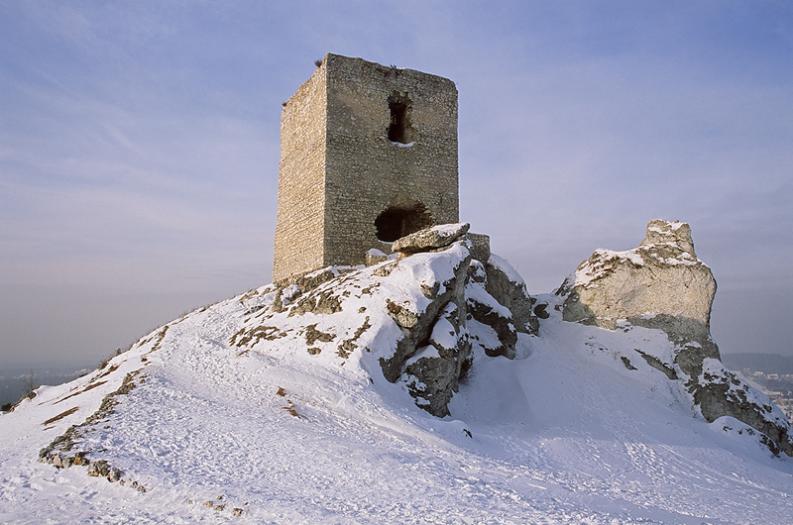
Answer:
[403,301,472,416]
[383,224,533,416]
[559,219,793,456]
[234,224,522,418]
[392,223,470,254]
[485,255,539,335]
[559,219,715,338]
[381,240,473,416]
[465,260,518,358]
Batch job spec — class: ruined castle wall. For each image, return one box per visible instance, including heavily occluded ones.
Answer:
[273,64,328,281]
[322,54,459,267]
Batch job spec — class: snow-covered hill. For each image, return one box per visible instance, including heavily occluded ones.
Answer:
[1,222,792,524]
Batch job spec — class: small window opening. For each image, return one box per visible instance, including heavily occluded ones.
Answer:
[387,94,412,144]
[375,203,432,242]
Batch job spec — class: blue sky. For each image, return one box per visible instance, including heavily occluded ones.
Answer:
[1,1,792,367]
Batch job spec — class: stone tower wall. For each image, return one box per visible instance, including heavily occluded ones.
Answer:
[273,64,328,281]
[273,53,459,281]
[323,54,459,267]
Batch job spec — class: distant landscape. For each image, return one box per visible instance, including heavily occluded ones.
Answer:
[722,352,793,374]
[722,353,793,420]
[0,367,92,409]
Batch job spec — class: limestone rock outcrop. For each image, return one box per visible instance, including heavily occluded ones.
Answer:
[392,223,470,254]
[381,237,473,416]
[465,261,518,358]
[229,223,534,418]
[558,219,793,456]
[559,219,715,340]
[485,255,539,335]
[382,224,536,415]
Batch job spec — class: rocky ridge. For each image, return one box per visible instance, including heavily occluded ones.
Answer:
[558,219,793,456]
[232,223,538,417]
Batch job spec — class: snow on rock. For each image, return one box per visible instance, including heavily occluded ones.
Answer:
[484,255,539,335]
[558,219,793,457]
[558,219,715,333]
[391,222,470,254]
[693,355,793,456]
[465,264,517,358]
[2,222,793,524]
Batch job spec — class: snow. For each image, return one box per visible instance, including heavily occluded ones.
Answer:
[465,280,512,320]
[2,250,792,524]
[389,239,468,297]
[596,249,645,266]
[404,345,441,366]
[428,304,459,351]
[430,222,468,236]
[467,319,502,352]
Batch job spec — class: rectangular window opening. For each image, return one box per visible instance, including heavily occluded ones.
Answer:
[388,99,410,143]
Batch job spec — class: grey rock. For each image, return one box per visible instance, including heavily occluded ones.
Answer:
[87,460,110,478]
[466,232,491,263]
[380,240,474,416]
[404,301,472,416]
[560,219,793,456]
[108,467,123,482]
[465,275,517,358]
[692,365,793,457]
[485,255,538,335]
[392,223,470,254]
[642,219,696,257]
[560,219,715,336]
[379,240,472,385]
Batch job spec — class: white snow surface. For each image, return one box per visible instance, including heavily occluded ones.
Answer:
[2,249,792,524]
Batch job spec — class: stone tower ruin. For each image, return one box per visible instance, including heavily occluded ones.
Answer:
[273,53,459,281]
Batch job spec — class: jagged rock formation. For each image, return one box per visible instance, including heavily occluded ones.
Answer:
[5,222,793,523]
[558,219,793,456]
[389,225,542,412]
[229,224,535,417]
[559,219,715,338]
[484,254,540,335]
[391,222,470,254]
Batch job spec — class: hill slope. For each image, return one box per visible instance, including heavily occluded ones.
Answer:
[1,226,792,524]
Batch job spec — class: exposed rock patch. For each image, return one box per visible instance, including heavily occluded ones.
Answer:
[485,254,538,335]
[39,371,146,491]
[381,225,536,415]
[404,301,472,416]
[465,262,517,358]
[559,219,793,456]
[392,223,470,254]
[559,219,715,335]
[379,239,471,388]
[304,324,334,346]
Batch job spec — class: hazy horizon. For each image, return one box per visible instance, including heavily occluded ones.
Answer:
[2,1,792,369]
